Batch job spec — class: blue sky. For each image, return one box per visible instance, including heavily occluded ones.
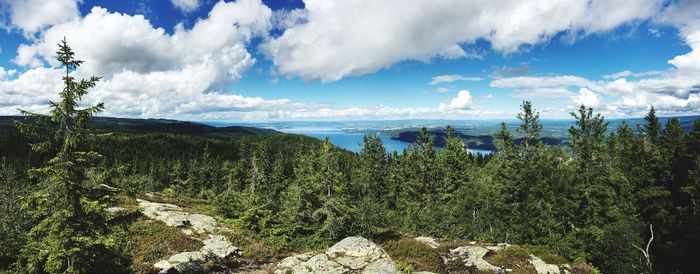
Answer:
[0,0,699,121]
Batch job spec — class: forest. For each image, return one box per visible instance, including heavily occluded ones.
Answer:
[1,41,700,274]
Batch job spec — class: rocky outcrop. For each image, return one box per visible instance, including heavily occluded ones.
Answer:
[274,236,400,274]
[529,255,560,274]
[136,198,240,273]
[449,245,502,272]
[445,243,568,274]
[414,236,440,249]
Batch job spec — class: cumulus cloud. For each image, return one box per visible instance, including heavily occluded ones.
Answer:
[429,74,483,85]
[262,0,662,82]
[3,0,284,120]
[171,0,200,13]
[0,67,16,79]
[576,88,602,108]
[16,0,271,81]
[1,0,80,36]
[271,8,308,30]
[438,90,474,111]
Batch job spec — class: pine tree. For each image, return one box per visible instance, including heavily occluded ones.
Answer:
[569,105,607,162]
[495,122,514,157]
[14,38,117,273]
[644,106,661,145]
[516,101,542,148]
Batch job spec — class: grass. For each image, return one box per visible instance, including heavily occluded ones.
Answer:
[380,238,443,272]
[125,219,203,274]
[484,246,536,273]
[526,245,569,265]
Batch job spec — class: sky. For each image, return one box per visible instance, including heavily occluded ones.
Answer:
[0,0,699,122]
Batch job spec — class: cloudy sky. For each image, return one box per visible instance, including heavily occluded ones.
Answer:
[0,0,699,121]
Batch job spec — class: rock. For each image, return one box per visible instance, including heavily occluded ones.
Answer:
[181,229,194,236]
[415,236,440,249]
[188,213,218,233]
[202,235,240,258]
[105,207,126,213]
[168,251,206,264]
[275,237,399,274]
[305,254,347,274]
[485,243,511,252]
[450,246,502,272]
[362,257,400,274]
[326,236,388,270]
[154,260,172,270]
[99,183,119,191]
[277,252,315,269]
[529,255,560,274]
[137,199,190,227]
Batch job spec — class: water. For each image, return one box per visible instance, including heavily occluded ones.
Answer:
[296,131,408,153]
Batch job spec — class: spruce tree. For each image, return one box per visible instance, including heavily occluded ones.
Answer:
[14,38,117,273]
[569,105,607,162]
[516,101,542,148]
[644,106,661,145]
[495,122,514,156]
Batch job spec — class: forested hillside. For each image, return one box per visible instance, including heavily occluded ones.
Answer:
[1,40,700,274]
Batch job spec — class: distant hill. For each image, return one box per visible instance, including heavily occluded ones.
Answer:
[390,129,567,150]
[0,116,278,135]
[388,115,700,150]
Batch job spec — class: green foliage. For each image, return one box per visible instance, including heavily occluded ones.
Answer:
[516,101,542,148]
[381,238,442,272]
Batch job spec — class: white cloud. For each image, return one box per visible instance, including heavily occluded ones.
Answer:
[576,88,601,108]
[3,0,285,120]
[271,8,308,30]
[262,0,662,82]
[436,87,450,93]
[438,90,473,111]
[491,76,589,89]
[603,69,668,79]
[429,74,483,85]
[2,0,80,36]
[17,0,271,81]
[171,0,200,13]
[509,88,575,99]
[603,70,633,79]
[0,67,16,79]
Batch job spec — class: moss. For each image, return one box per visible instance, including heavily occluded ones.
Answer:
[527,245,569,265]
[125,219,202,274]
[571,262,602,274]
[394,260,413,274]
[381,238,442,272]
[485,246,531,270]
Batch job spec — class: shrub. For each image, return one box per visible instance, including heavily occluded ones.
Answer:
[381,238,442,272]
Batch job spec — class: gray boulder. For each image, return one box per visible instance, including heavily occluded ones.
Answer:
[275,236,399,274]
[529,254,560,274]
[450,245,502,272]
[414,236,440,249]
